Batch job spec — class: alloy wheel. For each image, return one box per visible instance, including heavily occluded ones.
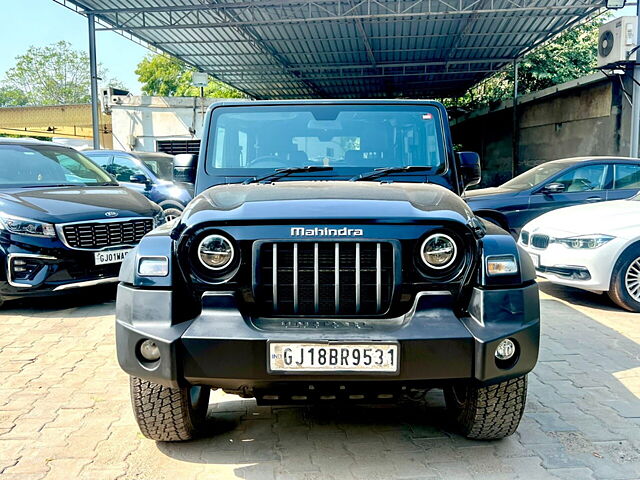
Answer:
[624,257,640,302]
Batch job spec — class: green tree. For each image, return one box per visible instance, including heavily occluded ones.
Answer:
[136,54,244,98]
[2,41,123,106]
[0,87,28,107]
[447,18,604,111]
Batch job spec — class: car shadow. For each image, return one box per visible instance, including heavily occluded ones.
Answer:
[1,285,116,317]
[537,279,625,312]
[153,297,640,479]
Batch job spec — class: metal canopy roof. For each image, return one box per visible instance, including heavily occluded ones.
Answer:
[57,0,604,99]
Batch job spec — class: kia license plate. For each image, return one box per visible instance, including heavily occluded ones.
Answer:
[269,343,399,374]
[94,249,132,266]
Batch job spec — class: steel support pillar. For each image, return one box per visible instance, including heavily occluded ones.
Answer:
[512,59,519,176]
[88,13,100,149]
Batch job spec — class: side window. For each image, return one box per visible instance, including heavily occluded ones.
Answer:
[89,155,111,171]
[613,164,640,190]
[553,164,607,192]
[56,154,104,183]
[112,156,145,182]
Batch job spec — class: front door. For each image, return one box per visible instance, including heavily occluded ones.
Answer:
[528,163,609,222]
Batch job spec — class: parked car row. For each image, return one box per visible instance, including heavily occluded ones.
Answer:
[0,134,637,314]
[465,156,640,312]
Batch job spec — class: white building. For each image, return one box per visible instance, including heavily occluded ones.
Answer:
[104,90,246,155]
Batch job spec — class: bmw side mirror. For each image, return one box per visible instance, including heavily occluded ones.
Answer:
[542,182,565,194]
[173,154,197,184]
[129,174,149,184]
[457,151,482,190]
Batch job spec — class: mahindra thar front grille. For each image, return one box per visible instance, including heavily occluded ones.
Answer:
[61,219,153,250]
[256,241,395,316]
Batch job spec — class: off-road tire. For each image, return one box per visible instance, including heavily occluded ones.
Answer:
[445,375,527,440]
[130,376,210,442]
[608,244,640,313]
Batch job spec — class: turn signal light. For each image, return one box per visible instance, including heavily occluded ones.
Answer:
[486,255,518,276]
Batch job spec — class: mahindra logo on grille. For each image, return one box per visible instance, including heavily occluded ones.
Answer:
[290,227,364,237]
[104,211,119,218]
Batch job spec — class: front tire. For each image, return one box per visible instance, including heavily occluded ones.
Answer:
[130,376,210,442]
[608,246,640,312]
[162,207,183,222]
[444,375,527,440]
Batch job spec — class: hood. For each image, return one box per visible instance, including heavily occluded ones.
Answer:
[182,181,475,225]
[463,186,517,200]
[524,199,640,238]
[0,185,159,223]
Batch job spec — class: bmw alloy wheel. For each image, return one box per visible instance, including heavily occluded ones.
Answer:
[624,256,640,302]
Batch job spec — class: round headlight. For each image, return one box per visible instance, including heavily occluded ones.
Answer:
[198,234,235,270]
[420,233,457,270]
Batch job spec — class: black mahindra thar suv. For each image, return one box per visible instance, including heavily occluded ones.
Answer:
[116,101,540,441]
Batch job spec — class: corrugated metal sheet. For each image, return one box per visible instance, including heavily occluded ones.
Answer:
[58,0,604,99]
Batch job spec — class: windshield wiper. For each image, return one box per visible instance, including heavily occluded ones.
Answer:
[243,166,333,185]
[350,166,434,182]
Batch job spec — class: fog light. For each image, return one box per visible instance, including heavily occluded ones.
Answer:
[138,256,169,277]
[139,339,161,362]
[495,339,516,361]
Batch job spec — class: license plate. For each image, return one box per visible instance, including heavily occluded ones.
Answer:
[94,249,132,266]
[530,253,540,268]
[269,343,399,374]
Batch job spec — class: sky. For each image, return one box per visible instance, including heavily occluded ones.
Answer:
[0,1,638,98]
[0,0,148,94]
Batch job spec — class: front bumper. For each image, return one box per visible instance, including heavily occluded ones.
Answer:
[0,242,122,298]
[519,238,625,292]
[116,283,540,391]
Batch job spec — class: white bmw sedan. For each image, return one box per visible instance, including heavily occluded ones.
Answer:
[519,194,640,312]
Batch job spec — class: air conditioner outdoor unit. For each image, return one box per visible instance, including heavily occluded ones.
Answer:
[598,16,637,68]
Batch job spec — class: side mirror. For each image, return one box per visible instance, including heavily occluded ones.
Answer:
[457,151,482,190]
[542,182,565,194]
[173,154,197,184]
[129,174,149,184]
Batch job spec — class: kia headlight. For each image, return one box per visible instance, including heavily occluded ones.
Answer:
[554,235,614,249]
[0,213,56,237]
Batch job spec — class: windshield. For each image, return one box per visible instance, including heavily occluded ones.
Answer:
[140,156,174,181]
[501,162,570,190]
[206,105,446,173]
[0,144,114,187]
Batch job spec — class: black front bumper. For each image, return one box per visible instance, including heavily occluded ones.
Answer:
[0,244,121,299]
[116,283,540,391]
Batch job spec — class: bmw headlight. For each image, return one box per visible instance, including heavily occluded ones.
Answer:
[0,213,56,237]
[420,233,457,269]
[554,235,614,249]
[198,234,235,270]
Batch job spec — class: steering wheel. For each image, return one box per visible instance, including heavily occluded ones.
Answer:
[249,156,289,168]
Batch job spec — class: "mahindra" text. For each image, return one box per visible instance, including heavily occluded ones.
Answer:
[290,227,364,237]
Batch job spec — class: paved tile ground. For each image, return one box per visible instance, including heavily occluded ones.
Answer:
[0,280,639,480]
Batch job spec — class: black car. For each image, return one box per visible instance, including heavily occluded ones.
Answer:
[465,157,640,235]
[115,100,540,442]
[0,138,164,306]
[84,150,194,220]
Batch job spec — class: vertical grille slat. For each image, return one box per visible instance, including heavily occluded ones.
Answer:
[293,243,299,314]
[334,243,340,314]
[376,242,382,313]
[61,219,153,250]
[355,242,361,314]
[272,244,278,311]
[258,241,394,316]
